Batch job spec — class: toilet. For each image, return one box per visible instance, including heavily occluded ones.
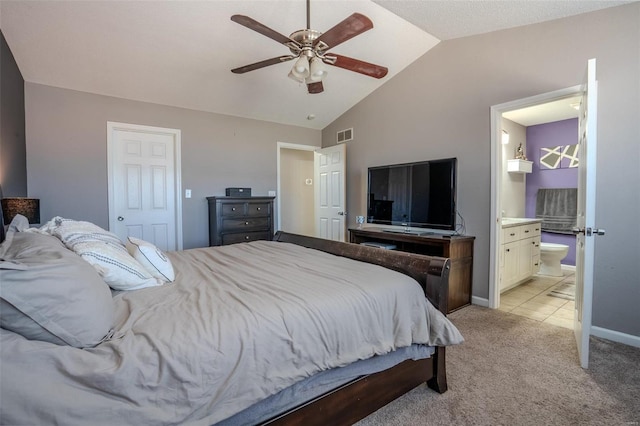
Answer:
[539,243,570,277]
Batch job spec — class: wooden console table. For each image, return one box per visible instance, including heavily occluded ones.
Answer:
[348,228,475,313]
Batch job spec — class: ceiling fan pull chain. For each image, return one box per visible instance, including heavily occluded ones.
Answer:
[307,0,311,30]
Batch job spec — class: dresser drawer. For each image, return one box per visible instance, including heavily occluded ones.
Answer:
[221,203,246,217]
[245,203,271,217]
[222,231,273,245]
[222,217,270,232]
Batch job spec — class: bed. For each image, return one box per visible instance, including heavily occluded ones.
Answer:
[0,215,463,425]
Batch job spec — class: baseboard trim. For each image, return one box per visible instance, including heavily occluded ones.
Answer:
[591,326,640,349]
[471,296,490,308]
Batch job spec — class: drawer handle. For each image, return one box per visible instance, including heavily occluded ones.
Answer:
[245,221,249,225]
[524,230,529,233]
[532,241,536,245]
[506,249,510,252]
[510,233,515,236]
[232,207,236,211]
[245,236,250,240]
[256,207,261,211]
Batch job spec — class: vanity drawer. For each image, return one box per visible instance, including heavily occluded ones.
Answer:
[222,231,273,245]
[222,217,270,232]
[522,223,541,237]
[503,227,521,244]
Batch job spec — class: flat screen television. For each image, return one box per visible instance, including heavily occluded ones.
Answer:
[367,158,457,231]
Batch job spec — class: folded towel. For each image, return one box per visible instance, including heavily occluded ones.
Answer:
[535,188,577,234]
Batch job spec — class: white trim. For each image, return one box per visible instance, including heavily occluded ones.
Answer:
[276,142,320,232]
[107,121,183,250]
[471,296,490,308]
[489,85,582,310]
[591,326,640,349]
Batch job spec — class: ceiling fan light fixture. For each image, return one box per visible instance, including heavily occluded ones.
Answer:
[309,57,327,81]
[292,55,310,78]
[288,69,305,83]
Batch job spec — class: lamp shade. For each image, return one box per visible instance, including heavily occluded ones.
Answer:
[307,57,327,82]
[1,198,41,224]
[290,55,310,81]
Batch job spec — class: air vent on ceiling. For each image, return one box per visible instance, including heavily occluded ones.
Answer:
[337,128,354,144]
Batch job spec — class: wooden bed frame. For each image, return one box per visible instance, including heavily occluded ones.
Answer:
[261,232,452,426]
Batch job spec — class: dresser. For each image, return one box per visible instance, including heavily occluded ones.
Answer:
[349,227,475,313]
[207,196,275,246]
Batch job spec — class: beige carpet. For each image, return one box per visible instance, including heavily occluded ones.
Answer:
[356,305,640,426]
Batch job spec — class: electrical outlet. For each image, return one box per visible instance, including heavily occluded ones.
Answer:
[185,189,192,198]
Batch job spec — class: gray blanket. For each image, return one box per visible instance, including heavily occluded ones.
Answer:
[0,240,462,425]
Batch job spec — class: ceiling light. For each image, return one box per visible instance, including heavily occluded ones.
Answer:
[289,55,310,81]
[307,57,327,82]
[501,130,510,145]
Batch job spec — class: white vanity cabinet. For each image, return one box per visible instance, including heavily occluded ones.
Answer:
[500,220,541,292]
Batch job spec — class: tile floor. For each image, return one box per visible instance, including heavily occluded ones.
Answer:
[499,268,575,329]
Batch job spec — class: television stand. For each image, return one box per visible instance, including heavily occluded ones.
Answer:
[349,227,474,313]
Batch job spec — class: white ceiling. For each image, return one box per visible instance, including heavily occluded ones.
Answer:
[1,1,633,130]
[503,96,582,127]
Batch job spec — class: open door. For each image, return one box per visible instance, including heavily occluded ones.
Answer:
[573,58,604,369]
[314,144,346,241]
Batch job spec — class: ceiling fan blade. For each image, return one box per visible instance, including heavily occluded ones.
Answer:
[231,56,295,74]
[307,81,324,94]
[231,15,300,48]
[314,13,373,51]
[324,54,388,79]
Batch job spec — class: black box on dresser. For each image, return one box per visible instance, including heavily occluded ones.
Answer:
[225,187,252,197]
[207,196,275,246]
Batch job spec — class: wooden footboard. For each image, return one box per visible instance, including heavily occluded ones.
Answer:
[264,232,451,425]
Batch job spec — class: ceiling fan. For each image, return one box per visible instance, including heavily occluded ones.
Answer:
[230,0,388,94]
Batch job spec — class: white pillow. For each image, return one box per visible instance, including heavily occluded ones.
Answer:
[40,216,161,291]
[72,241,162,291]
[126,237,175,283]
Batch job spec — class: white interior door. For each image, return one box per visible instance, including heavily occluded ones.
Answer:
[574,58,601,368]
[107,122,182,251]
[314,144,346,241]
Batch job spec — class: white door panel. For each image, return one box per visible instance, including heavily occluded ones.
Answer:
[314,144,346,241]
[108,123,182,251]
[574,58,599,369]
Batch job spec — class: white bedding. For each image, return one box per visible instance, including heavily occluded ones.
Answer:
[0,240,462,425]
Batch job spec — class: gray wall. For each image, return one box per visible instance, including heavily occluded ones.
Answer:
[0,30,27,197]
[25,84,320,249]
[322,4,640,337]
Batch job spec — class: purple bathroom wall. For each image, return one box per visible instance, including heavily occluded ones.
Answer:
[525,118,578,266]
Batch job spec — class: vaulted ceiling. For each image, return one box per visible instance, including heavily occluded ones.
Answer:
[1,1,632,129]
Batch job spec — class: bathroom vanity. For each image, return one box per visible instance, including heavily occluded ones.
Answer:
[500,219,542,292]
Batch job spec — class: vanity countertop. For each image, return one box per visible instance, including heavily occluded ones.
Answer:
[501,218,543,228]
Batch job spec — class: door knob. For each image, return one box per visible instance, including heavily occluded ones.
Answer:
[572,227,606,236]
[117,216,124,221]
[338,211,346,216]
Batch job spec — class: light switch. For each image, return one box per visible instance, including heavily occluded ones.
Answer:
[185,189,192,198]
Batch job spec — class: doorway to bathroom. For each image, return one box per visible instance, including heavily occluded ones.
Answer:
[498,97,580,330]
[489,57,601,368]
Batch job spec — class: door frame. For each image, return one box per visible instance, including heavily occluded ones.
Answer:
[276,142,320,232]
[106,121,183,250]
[489,85,582,309]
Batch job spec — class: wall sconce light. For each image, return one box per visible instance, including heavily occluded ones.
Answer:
[501,130,510,145]
[1,197,41,225]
